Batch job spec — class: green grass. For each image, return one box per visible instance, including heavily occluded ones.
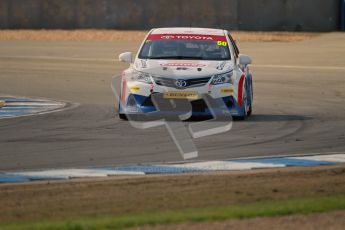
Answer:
[2,195,345,230]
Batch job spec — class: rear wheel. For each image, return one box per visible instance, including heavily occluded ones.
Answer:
[247,105,252,116]
[247,82,253,116]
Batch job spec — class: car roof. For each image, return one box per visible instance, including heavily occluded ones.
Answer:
[151,27,226,36]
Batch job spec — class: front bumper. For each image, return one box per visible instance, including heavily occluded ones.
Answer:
[120,79,244,117]
[120,93,243,117]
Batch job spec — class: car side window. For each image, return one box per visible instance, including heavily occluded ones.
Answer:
[228,33,240,58]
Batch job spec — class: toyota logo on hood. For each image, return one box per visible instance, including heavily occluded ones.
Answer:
[175,79,188,88]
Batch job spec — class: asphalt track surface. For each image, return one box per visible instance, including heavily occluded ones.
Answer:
[0,33,344,172]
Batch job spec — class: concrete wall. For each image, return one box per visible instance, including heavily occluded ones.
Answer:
[238,0,340,31]
[0,0,340,31]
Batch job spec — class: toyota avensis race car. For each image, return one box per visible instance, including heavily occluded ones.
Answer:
[117,27,253,120]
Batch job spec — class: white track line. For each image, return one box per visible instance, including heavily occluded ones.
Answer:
[1,55,344,71]
[253,64,345,71]
[0,55,113,62]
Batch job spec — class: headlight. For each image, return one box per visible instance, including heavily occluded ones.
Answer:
[211,71,233,85]
[128,70,152,84]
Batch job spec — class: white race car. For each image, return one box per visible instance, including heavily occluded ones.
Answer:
[118,27,253,120]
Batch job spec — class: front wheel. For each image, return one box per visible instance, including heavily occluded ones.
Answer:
[117,101,127,120]
[238,85,248,120]
[118,113,127,120]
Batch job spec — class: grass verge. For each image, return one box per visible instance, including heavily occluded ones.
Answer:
[1,195,345,230]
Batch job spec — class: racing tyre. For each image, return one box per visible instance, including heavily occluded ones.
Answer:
[118,113,127,120]
[247,83,253,116]
[247,105,252,116]
[238,85,248,120]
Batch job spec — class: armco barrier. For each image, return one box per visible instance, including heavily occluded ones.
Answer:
[0,0,340,31]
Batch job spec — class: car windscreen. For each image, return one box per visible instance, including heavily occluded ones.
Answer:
[138,34,231,60]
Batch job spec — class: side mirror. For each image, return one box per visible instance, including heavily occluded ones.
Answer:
[119,52,133,63]
[239,54,252,65]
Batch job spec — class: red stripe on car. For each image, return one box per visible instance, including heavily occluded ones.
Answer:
[238,75,245,107]
[147,34,227,42]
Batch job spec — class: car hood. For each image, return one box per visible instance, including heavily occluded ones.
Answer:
[134,59,234,78]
